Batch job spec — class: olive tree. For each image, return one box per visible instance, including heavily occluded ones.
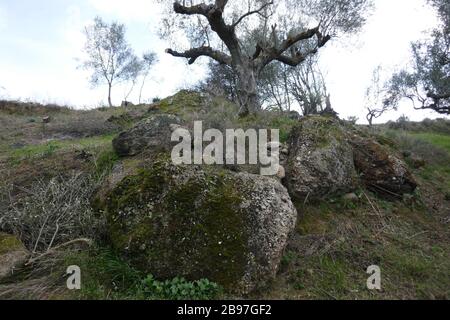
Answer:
[159,0,373,116]
[385,0,449,115]
[258,56,328,115]
[81,17,141,107]
[287,56,328,115]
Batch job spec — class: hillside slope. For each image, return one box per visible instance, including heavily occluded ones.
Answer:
[0,93,448,300]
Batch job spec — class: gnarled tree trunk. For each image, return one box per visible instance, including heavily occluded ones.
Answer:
[235,63,260,116]
[165,1,332,117]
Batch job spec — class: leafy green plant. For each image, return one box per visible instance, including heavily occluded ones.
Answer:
[141,274,221,300]
[43,142,59,156]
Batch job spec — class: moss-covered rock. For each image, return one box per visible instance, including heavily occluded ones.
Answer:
[95,157,297,294]
[285,116,358,201]
[0,233,29,280]
[112,114,182,157]
[150,90,205,116]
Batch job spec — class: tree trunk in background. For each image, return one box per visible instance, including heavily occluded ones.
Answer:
[108,83,113,107]
[139,72,149,104]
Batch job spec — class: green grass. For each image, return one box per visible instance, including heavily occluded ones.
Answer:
[409,132,450,153]
[411,132,450,194]
[6,134,116,164]
[62,247,221,300]
[270,193,450,300]
[93,146,120,177]
[382,130,450,195]
[62,248,144,300]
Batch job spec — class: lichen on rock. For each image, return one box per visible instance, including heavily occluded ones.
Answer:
[95,156,297,294]
[285,115,358,201]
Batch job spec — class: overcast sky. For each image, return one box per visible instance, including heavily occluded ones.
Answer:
[0,0,447,123]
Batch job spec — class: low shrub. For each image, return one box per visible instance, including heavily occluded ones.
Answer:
[0,173,105,253]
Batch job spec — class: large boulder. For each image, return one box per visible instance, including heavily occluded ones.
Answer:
[0,233,29,280]
[95,157,297,294]
[352,136,417,197]
[285,116,358,201]
[112,114,182,157]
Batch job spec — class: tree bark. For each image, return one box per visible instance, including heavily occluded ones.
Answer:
[235,63,260,117]
[108,82,113,107]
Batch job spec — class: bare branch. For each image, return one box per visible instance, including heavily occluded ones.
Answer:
[173,1,241,60]
[232,1,274,29]
[166,46,232,65]
[173,2,212,16]
[261,27,331,67]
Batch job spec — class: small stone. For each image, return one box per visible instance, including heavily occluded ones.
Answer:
[277,165,286,179]
[343,193,359,201]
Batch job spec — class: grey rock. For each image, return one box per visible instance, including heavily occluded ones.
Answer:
[112,114,182,157]
[96,159,297,294]
[285,116,357,201]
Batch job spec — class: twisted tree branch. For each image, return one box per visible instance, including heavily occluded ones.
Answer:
[166,47,232,65]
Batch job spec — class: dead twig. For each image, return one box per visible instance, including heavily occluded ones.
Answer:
[26,238,93,266]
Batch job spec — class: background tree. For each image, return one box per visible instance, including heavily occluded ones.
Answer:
[287,56,328,115]
[0,86,6,99]
[258,62,292,111]
[124,58,145,102]
[138,52,157,104]
[198,60,238,101]
[385,0,449,115]
[202,54,329,115]
[365,66,393,126]
[159,0,373,116]
[81,16,140,107]
[258,56,328,115]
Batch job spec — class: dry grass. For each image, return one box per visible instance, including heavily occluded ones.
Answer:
[0,173,105,255]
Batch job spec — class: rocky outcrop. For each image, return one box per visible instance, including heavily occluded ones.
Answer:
[0,233,29,280]
[285,116,358,201]
[352,137,417,197]
[112,114,182,157]
[284,116,417,200]
[95,157,297,294]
